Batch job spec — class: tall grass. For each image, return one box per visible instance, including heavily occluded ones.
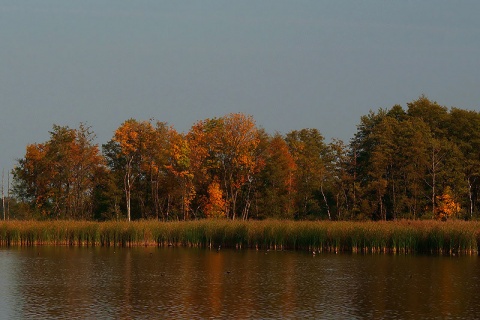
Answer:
[0,220,479,254]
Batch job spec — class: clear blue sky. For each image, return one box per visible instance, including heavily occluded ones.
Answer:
[1,1,479,172]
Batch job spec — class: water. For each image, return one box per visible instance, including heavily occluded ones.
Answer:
[0,247,478,319]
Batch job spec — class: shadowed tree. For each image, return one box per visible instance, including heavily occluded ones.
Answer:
[286,128,329,220]
[446,108,480,218]
[254,133,297,219]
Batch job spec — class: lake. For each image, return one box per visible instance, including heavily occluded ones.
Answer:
[0,247,478,319]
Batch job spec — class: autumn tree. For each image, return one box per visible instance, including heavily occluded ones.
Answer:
[12,124,104,219]
[13,143,50,215]
[12,96,480,222]
[435,186,461,221]
[142,121,170,220]
[164,128,195,220]
[285,128,330,219]
[106,119,142,221]
[254,133,296,219]
[187,113,263,220]
[67,123,105,219]
[220,113,263,219]
[204,179,227,218]
[104,119,175,221]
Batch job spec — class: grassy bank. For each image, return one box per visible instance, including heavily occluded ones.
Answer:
[0,220,479,254]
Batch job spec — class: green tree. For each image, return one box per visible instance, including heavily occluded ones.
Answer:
[365,116,399,220]
[446,108,480,218]
[104,119,174,221]
[407,95,449,138]
[350,109,389,219]
[165,128,195,220]
[394,118,431,219]
[350,104,435,220]
[326,139,353,220]
[286,128,329,219]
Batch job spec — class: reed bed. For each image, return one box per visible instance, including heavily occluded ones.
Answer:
[0,220,479,254]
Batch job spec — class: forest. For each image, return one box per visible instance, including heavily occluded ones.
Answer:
[6,96,480,222]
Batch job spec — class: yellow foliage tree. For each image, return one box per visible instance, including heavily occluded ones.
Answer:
[13,124,104,219]
[435,186,460,221]
[165,129,195,220]
[113,119,155,221]
[204,180,227,218]
[187,113,262,220]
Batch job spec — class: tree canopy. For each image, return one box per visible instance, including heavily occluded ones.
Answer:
[9,97,480,221]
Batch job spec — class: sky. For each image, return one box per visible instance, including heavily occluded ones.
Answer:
[1,0,479,173]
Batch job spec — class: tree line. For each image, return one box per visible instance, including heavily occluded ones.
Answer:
[8,96,480,221]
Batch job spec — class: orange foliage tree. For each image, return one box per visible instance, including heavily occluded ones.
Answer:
[254,133,297,219]
[143,121,170,220]
[105,119,189,220]
[187,113,263,219]
[111,119,155,221]
[12,124,104,219]
[204,179,227,218]
[107,119,176,221]
[165,128,195,220]
[435,186,461,221]
[14,143,51,214]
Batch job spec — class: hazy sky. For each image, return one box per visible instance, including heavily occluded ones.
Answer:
[1,1,479,171]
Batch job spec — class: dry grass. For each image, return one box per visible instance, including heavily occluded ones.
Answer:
[0,219,478,254]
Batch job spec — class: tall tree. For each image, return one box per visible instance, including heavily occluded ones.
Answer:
[104,119,176,221]
[2,169,5,220]
[165,128,195,220]
[143,121,170,220]
[254,133,296,219]
[407,95,449,138]
[13,124,103,219]
[368,116,398,220]
[187,113,263,220]
[106,119,155,221]
[326,139,353,220]
[350,105,434,220]
[446,108,480,218]
[350,109,389,219]
[394,118,431,219]
[286,128,329,219]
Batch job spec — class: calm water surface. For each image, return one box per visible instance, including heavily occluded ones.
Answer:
[0,246,478,319]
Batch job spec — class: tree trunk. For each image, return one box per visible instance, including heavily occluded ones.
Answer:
[2,169,5,221]
[432,157,436,218]
[321,183,331,220]
[468,178,475,218]
[125,171,131,222]
[7,170,10,220]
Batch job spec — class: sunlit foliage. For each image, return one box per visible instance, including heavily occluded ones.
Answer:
[10,97,480,221]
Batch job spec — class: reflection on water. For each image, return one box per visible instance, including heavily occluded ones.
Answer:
[0,246,478,319]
